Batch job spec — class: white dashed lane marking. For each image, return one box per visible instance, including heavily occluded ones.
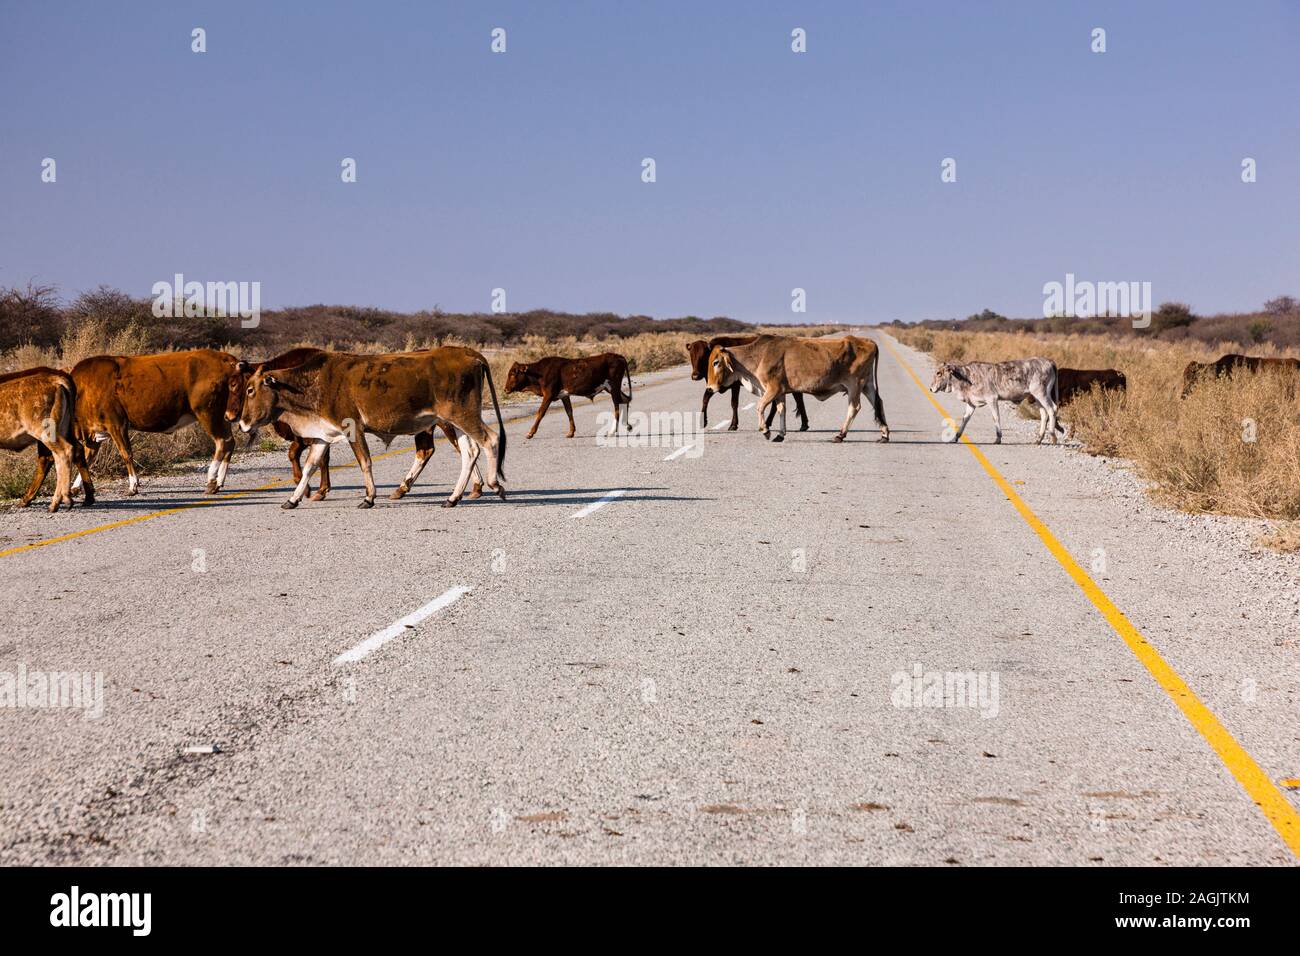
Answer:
[570,489,628,518]
[663,445,697,461]
[742,402,754,410]
[333,586,472,665]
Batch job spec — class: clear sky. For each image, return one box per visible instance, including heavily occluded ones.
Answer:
[2,1,1298,323]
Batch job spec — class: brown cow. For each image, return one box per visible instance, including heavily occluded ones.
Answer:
[224,348,484,501]
[70,349,239,496]
[685,336,809,431]
[236,346,506,509]
[706,335,888,443]
[505,353,632,439]
[1181,354,1300,398]
[1,367,93,511]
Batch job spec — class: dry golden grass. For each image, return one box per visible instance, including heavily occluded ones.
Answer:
[891,327,1300,525]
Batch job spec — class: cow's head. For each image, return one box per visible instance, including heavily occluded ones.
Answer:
[504,362,533,394]
[237,367,293,433]
[686,340,709,380]
[929,363,967,393]
[705,346,735,391]
[223,361,254,422]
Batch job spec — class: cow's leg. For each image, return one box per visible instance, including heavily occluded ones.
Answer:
[989,401,1003,444]
[609,386,624,433]
[282,441,328,509]
[443,433,483,508]
[19,443,53,507]
[391,430,435,500]
[46,437,74,513]
[757,386,787,442]
[728,383,741,430]
[792,392,810,432]
[440,424,483,498]
[834,388,862,443]
[700,387,714,428]
[350,435,377,508]
[70,437,94,505]
[951,403,975,442]
[72,437,100,496]
[560,396,576,438]
[194,410,234,494]
[214,436,235,489]
[451,419,501,501]
[104,420,140,495]
[525,391,554,439]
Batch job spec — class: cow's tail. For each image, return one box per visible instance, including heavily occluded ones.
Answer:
[483,360,507,483]
[624,362,633,407]
[1050,364,1064,433]
[868,347,887,427]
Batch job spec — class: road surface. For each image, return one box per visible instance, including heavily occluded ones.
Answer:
[1,332,1297,865]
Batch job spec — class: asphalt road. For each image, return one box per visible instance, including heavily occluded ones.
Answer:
[1,332,1297,865]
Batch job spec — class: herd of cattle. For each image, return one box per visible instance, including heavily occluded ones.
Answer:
[0,333,1294,512]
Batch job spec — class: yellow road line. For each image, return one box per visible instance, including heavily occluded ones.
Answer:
[878,334,1300,859]
[0,371,687,560]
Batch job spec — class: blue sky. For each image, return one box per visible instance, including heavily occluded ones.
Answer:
[2,1,1298,323]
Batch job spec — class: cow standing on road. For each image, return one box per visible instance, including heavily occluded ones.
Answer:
[705,335,888,443]
[685,336,809,432]
[929,358,1059,444]
[1,367,94,511]
[237,346,506,509]
[505,353,633,439]
[1180,354,1300,398]
[70,349,241,496]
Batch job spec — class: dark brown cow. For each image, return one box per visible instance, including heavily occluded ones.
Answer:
[71,349,240,496]
[236,346,506,509]
[685,336,809,431]
[1024,367,1127,434]
[224,348,483,501]
[1181,354,1300,398]
[505,353,632,439]
[1,367,93,511]
[706,335,888,443]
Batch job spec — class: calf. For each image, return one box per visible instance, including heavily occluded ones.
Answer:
[237,346,506,509]
[1,367,93,511]
[685,337,809,431]
[1181,354,1300,398]
[706,335,888,443]
[929,358,1059,444]
[505,353,632,439]
[71,349,240,495]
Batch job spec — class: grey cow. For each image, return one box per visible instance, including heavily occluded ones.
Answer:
[929,358,1060,444]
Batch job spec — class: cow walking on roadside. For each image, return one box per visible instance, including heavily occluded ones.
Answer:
[1024,367,1126,435]
[236,346,506,509]
[929,358,1059,444]
[685,336,809,431]
[1180,354,1300,398]
[705,334,888,443]
[1,367,94,511]
[505,353,632,439]
[70,349,241,496]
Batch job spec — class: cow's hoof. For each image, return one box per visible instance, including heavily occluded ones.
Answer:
[728,423,738,431]
[310,490,328,501]
[524,432,536,440]
[18,498,33,508]
[358,498,374,509]
[441,498,459,509]
[469,486,483,500]
[496,487,507,501]
[831,434,845,444]
[81,491,96,506]
[772,434,785,443]
[566,432,575,439]
[877,436,889,444]
[281,500,299,510]
[124,488,138,497]
[205,480,219,494]
[389,488,406,500]
[69,485,82,498]
[799,423,810,432]
[994,437,1002,445]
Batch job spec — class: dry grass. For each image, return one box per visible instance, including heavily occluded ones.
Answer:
[891,326,1300,525]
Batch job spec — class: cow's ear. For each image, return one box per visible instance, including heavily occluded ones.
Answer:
[721,350,734,373]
